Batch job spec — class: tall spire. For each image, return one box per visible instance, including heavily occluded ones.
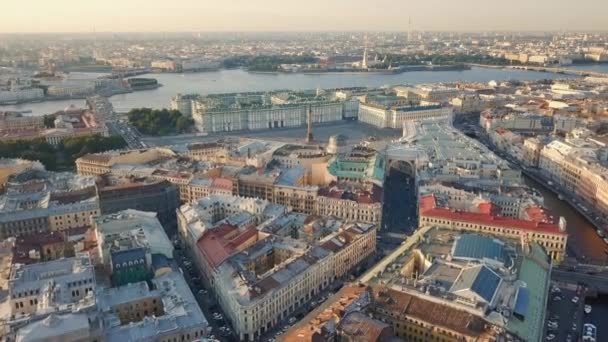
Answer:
[362,35,368,69]
[306,105,314,143]
[407,16,412,43]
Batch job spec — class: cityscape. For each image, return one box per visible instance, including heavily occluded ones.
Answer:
[1,2,608,342]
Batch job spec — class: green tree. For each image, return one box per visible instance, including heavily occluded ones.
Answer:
[43,115,55,128]
[127,108,192,136]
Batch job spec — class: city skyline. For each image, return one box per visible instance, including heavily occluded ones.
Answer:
[2,0,608,33]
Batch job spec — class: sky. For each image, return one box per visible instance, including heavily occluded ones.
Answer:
[1,0,607,33]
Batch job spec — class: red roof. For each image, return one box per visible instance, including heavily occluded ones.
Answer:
[420,195,565,235]
[422,208,564,235]
[524,206,557,224]
[419,194,437,212]
[212,178,233,190]
[477,202,500,216]
[196,224,259,269]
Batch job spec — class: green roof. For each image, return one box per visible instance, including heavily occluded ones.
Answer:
[506,244,551,342]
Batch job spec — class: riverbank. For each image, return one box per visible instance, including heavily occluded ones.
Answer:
[467,128,608,262]
[470,63,608,78]
[0,67,577,116]
[250,64,470,75]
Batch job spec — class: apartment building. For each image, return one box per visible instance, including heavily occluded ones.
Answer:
[316,183,383,224]
[76,148,176,176]
[0,170,100,239]
[213,222,376,341]
[8,253,96,318]
[358,101,453,128]
[419,194,567,262]
[192,91,345,133]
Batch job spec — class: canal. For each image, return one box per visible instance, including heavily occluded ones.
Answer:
[523,175,608,263]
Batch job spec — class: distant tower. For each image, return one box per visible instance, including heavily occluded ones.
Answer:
[306,105,314,143]
[407,16,412,43]
[362,35,368,69]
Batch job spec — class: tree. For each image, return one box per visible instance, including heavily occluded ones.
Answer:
[43,115,55,128]
[127,108,192,136]
[176,116,194,132]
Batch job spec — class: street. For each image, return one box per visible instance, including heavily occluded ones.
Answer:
[106,119,147,149]
[544,283,585,342]
[173,246,237,342]
[382,168,418,235]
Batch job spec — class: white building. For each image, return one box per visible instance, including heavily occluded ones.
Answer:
[8,253,96,318]
[192,91,345,133]
[358,102,453,128]
[0,88,44,104]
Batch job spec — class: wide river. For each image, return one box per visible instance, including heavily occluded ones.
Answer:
[0,66,581,116]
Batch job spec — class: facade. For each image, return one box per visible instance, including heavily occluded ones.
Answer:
[213,222,376,341]
[93,210,174,286]
[192,91,345,133]
[0,112,44,131]
[450,94,486,114]
[170,93,199,117]
[46,84,95,98]
[537,139,608,214]
[0,170,99,239]
[0,88,44,104]
[8,253,96,318]
[76,148,176,176]
[0,106,107,146]
[96,174,180,226]
[12,230,79,264]
[316,183,383,224]
[358,101,453,128]
[419,194,567,262]
[97,281,164,324]
[394,85,461,102]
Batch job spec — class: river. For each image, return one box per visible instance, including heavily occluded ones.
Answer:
[0,67,576,116]
[568,63,608,73]
[523,175,608,263]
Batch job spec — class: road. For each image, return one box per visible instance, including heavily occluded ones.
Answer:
[106,119,146,149]
[382,168,418,235]
[552,269,608,293]
[544,284,585,342]
[173,247,237,342]
[141,121,401,147]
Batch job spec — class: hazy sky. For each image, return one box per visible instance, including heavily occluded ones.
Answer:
[2,0,607,33]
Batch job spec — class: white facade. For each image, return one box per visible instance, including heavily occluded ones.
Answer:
[358,102,453,128]
[193,101,344,133]
[0,88,44,104]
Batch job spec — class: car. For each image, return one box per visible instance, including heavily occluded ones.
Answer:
[546,334,556,341]
[566,334,573,342]
[547,320,558,325]
[572,296,579,304]
[547,323,558,330]
[572,323,577,331]
[288,317,296,324]
[553,296,562,301]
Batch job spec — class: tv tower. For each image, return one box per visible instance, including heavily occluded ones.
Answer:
[306,105,314,143]
[407,16,413,43]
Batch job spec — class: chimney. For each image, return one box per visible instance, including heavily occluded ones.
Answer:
[306,105,314,143]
